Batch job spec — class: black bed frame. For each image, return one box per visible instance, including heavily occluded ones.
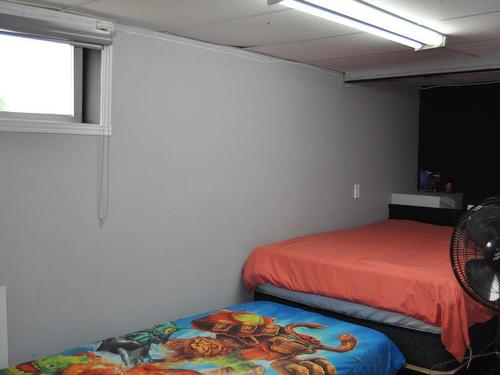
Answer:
[388,204,465,227]
[254,204,496,373]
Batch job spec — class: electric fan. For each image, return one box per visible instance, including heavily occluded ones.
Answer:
[451,196,500,356]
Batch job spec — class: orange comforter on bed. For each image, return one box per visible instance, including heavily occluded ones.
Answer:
[243,219,493,361]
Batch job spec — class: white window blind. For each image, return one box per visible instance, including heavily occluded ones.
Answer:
[0,2,113,49]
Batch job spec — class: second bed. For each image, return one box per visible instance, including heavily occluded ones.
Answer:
[243,209,495,373]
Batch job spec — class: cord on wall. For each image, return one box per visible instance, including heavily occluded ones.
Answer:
[96,42,112,228]
[97,129,110,228]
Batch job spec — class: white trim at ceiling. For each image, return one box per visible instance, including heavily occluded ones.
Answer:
[115,24,342,79]
[344,54,500,82]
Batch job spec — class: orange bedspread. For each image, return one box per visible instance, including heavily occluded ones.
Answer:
[243,219,493,361]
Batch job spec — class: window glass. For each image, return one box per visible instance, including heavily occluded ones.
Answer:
[0,34,74,116]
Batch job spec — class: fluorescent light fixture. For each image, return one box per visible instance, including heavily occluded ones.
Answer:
[269,0,445,50]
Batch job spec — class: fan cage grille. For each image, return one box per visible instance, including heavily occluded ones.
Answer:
[451,197,500,312]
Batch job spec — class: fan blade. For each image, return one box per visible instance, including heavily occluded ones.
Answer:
[465,259,500,302]
[466,206,500,248]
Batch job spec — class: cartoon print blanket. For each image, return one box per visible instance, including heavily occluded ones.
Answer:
[1,302,405,375]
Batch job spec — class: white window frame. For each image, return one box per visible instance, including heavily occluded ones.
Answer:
[0,45,112,136]
[0,3,113,136]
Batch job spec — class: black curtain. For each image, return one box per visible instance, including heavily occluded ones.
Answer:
[418,82,500,203]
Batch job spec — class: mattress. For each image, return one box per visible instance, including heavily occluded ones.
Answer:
[1,301,405,375]
[254,292,498,372]
[256,284,441,334]
[243,219,494,361]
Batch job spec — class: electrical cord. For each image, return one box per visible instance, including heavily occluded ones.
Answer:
[428,340,497,374]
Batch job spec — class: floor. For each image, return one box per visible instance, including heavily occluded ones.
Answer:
[398,354,500,374]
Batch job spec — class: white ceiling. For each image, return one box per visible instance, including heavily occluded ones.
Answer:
[14,0,500,83]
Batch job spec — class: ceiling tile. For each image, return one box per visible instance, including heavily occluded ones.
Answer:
[393,69,500,87]
[441,12,500,43]
[396,76,457,86]
[314,48,465,73]
[19,0,95,7]
[248,33,407,62]
[364,0,500,32]
[447,39,500,57]
[171,9,359,47]
[67,0,285,31]
[443,70,500,83]
[26,0,500,78]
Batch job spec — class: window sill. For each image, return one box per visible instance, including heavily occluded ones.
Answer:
[0,119,111,135]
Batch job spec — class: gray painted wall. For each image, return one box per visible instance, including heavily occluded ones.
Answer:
[0,26,418,364]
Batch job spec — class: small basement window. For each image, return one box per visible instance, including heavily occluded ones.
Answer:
[0,34,82,121]
[0,2,113,135]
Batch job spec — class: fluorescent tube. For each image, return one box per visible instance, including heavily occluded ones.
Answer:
[271,0,445,50]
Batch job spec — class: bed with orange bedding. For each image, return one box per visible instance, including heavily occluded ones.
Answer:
[243,219,494,366]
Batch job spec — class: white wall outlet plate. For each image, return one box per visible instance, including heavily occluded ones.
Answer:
[354,184,360,199]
